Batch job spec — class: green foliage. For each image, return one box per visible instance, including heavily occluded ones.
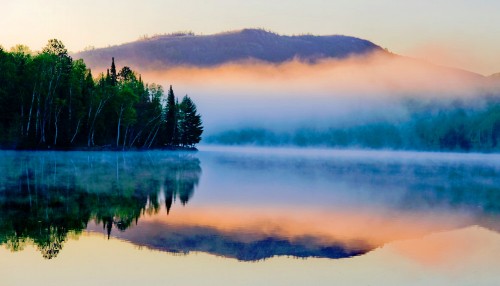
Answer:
[42,39,68,57]
[161,89,204,148]
[0,40,204,150]
[178,95,203,147]
[164,85,178,145]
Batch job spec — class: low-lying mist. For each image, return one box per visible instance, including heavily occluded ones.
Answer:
[140,52,500,151]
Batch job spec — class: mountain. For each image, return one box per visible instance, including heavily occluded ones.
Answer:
[73,29,384,71]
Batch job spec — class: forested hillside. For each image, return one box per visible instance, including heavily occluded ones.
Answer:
[0,40,203,150]
[74,29,383,70]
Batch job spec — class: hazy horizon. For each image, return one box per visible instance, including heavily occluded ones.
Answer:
[135,52,498,138]
[2,0,500,75]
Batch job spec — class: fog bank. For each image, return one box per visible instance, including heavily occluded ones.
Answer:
[138,52,499,149]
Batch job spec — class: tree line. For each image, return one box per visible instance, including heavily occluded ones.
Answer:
[207,97,500,152]
[0,39,203,150]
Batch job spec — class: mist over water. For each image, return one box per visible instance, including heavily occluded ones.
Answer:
[140,52,499,139]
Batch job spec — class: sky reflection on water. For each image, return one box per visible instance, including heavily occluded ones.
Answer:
[0,148,499,265]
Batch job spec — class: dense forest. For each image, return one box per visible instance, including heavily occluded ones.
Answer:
[207,96,500,152]
[0,40,203,150]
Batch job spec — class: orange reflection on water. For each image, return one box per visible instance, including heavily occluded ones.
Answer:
[390,226,500,270]
[136,204,476,248]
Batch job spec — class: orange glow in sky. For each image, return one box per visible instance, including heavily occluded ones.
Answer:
[2,0,500,75]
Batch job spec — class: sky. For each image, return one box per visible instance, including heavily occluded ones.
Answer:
[1,0,500,75]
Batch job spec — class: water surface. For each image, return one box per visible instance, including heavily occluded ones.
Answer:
[0,147,499,285]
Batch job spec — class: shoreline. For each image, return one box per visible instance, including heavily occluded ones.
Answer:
[0,145,198,152]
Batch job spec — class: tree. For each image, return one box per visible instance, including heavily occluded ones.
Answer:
[114,84,138,147]
[117,66,134,82]
[28,39,73,146]
[10,44,32,55]
[42,39,68,57]
[164,85,177,146]
[129,83,163,148]
[0,49,18,146]
[178,95,203,147]
[110,57,117,86]
[67,59,93,145]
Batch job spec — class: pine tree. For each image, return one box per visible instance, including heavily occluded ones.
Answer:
[110,57,117,86]
[164,85,177,146]
[178,95,203,147]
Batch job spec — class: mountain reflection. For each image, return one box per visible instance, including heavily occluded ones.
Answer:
[88,221,370,261]
[0,151,201,259]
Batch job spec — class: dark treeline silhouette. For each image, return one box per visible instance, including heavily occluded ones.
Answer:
[0,151,201,259]
[0,40,203,150]
[207,97,500,152]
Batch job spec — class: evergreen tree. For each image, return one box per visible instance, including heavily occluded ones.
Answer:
[110,57,117,86]
[164,85,177,146]
[178,95,203,147]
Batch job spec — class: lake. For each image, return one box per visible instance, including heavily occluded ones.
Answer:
[0,147,499,285]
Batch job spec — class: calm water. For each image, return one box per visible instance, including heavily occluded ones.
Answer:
[0,147,499,285]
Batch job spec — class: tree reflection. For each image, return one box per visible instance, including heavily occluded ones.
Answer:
[0,152,201,259]
[164,157,201,213]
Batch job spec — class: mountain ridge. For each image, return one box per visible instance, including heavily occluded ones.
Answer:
[73,28,384,71]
